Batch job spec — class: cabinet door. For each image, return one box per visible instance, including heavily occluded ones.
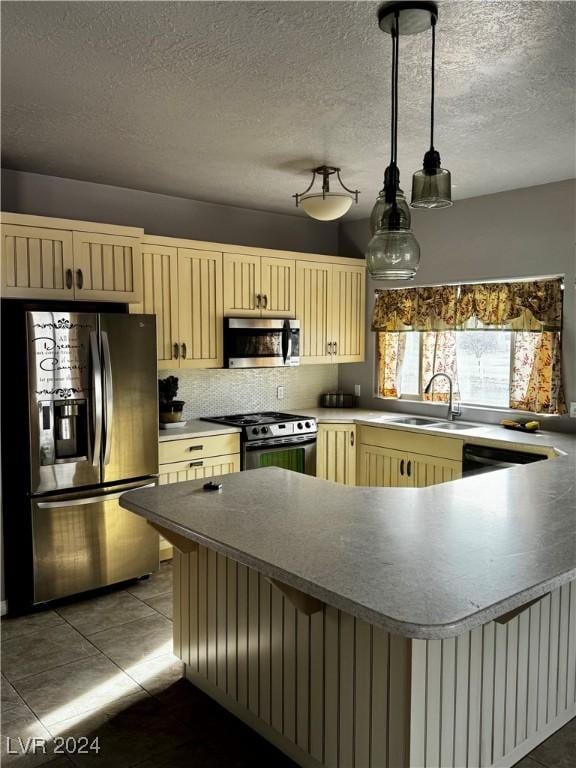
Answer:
[158,454,241,484]
[131,243,179,369]
[316,424,356,485]
[178,248,223,368]
[1,224,74,299]
[73,232,142,302]
[223,253,261,316]
[357,443,409,487]
[260,257,295,317]
[405,453,462,487]
[295,261,333,363]
[331,264,365,363]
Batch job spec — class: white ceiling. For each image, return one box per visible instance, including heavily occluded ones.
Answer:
[2,1,575,219]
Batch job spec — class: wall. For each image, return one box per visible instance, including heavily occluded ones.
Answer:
[164,365,338,422]
[338,179,576,429]
[1,169,340,255]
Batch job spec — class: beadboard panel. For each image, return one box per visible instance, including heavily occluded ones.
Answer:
[174,546,412,768]
[410,582,576,768]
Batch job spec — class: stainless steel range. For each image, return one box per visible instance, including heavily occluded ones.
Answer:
[202,411,317,474]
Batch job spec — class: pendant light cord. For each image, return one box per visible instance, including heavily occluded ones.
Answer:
[430,15,436,151]
[393,11,400,169]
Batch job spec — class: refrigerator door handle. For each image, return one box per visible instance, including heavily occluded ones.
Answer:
[101,331,114,466]
[36,482,156,509]
[90,331,103,467]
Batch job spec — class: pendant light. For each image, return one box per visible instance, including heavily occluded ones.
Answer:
[366,4,431,281]
[293,165,359,221]
[411,12,453,208]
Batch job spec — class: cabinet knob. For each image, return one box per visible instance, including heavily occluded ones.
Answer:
[189,445,204,451]
[400,459,405,476]
[263,294,268,309]
[65,269,73,290]
[76,269,84,289]
[350,431,355,447]
[173,343,180,359]
[181,343,187,359]
[189,461,203,468]
[333,341,338,356]
[407,460,412,478]
[256,294,262,308]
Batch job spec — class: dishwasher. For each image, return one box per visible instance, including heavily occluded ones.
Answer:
[462,443,548,476]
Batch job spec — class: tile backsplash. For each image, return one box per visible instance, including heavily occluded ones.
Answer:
[161,365,338,419]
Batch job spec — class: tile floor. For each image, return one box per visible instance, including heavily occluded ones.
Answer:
[2,561,574,768]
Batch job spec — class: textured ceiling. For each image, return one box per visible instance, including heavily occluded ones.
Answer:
[2,1,575,218]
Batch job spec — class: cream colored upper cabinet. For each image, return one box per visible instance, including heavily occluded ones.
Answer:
[296,260,366,364]
[72,232,142,302]
[316,424,356,485]
[1,224,75,300]
[331,263,365,363]
[259,256,296,317]
[223,253,261,315]
[131,243,179,369]
[223,253,295,317]
[177,247,223,369]
[296,261,332,363]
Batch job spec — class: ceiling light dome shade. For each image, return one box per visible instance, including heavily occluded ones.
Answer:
[300,193,354,222]
[366,229,421,281]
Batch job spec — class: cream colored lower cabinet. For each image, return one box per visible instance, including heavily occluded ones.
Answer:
[157,434,240,559]
[357,443,462,487]
[316,424,356,485]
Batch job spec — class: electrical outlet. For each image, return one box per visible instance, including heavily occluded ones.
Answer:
[277,386,284,400]
[354,384,361,397]
[570,402,576,418]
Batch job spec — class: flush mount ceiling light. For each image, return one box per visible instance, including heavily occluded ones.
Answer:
[410,7,452,208]
[293,165,360,221]
[366,2,435,280]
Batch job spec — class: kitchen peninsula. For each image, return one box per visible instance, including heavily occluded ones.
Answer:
[121,419,576,768]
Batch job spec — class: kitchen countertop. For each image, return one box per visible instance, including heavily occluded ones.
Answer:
[131,409,576,639]
[158,420,241,442]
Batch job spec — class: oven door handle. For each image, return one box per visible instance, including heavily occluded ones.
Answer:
[245,436,317,450]
[281,319,292,364]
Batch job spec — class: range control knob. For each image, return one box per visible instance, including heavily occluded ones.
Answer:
[261,426,269,434]
[252,427,260,435]
[305,421,311,428]
[297,422,303,430]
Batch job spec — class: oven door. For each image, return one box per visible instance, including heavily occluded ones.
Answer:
[243,435,316,475]
[225,318,300,368]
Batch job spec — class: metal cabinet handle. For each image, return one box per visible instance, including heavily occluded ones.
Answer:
[173,343,180,359]
[189,445,204,451]
[350,431,355,447]
[181,343,187,359]
[189,461,203,468]
[400,459,405,476]
[76,268,84,289]
[326,342,332,356]
[256,294,262,308]
[66,268,73,289]
[263,294,268,309]
[333,341,338,356]
[407,460,412,477]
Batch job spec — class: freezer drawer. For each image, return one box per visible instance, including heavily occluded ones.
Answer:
[31,484,159,604]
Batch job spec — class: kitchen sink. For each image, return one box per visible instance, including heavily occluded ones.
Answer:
[426,422,480,431]
[388,417,441,426]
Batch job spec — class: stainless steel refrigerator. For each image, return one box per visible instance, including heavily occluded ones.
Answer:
[18,310,159,606]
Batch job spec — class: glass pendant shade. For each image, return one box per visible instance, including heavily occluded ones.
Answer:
[370,187,411,234]
[411,166,452,208]
[300,193,353,221]
[366,229,421,281]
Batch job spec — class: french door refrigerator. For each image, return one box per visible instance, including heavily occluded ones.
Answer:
[4,309,159,611]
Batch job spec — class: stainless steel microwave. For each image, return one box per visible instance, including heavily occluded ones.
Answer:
[224,318,300,368]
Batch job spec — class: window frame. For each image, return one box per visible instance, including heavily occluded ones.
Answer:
[375,329,520,410]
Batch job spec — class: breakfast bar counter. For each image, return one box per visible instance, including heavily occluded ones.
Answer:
[121,430,576,768]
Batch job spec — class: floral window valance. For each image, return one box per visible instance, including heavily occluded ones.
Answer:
[371,279,563,333]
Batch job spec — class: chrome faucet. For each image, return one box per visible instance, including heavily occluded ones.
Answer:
[424,373,461,421]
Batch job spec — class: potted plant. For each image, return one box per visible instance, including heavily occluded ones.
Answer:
[158,376,185,424]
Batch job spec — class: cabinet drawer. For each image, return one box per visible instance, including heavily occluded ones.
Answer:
[159,433,240,464]
[357,425,462,461]
[159,453,240,482]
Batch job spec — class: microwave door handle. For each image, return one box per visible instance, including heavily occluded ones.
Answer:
[89,331,103,466]
[101,331,114,466]
[281,320,291,364]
